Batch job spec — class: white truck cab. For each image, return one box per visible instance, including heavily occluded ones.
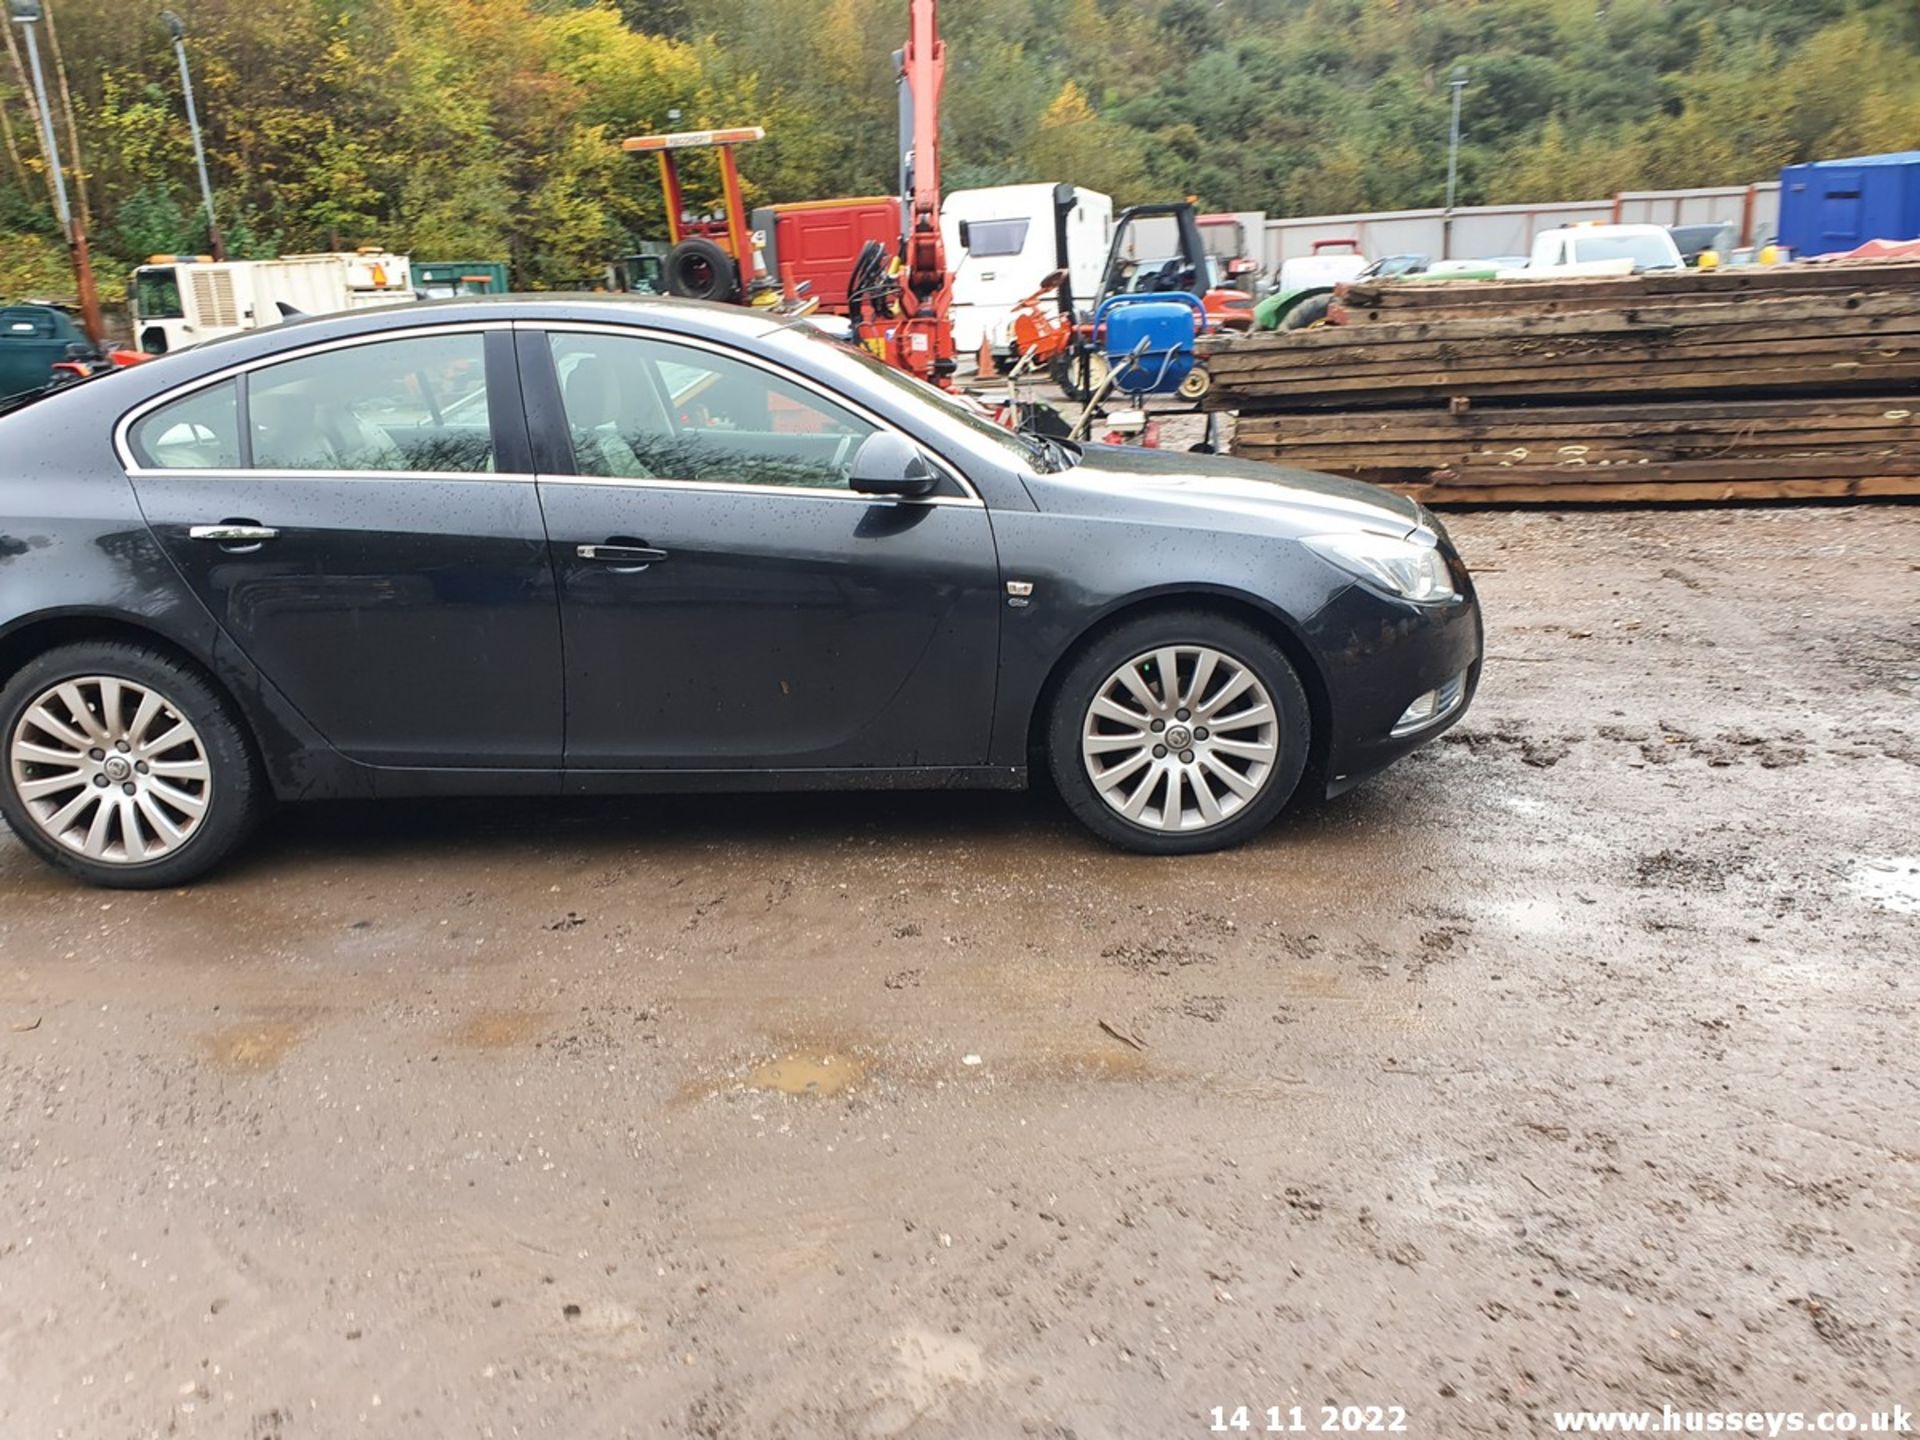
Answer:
[1516,224,1685,278]
[130,250,415,354]
[942,183,1112,356]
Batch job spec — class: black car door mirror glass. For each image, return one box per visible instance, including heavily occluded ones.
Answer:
[848,431,938,498]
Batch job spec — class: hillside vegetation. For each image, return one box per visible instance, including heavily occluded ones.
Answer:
[3,0,1918,297]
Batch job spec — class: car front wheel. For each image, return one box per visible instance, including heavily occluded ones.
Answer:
[1048,611,1311,855]
[1,642,264,888]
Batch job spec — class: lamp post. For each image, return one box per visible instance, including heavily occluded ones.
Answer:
[8,0,103,345]
[162,10,223,260]
[1443,65,1468,259]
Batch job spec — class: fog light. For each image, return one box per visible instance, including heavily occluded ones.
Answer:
[1391,670,1467,736]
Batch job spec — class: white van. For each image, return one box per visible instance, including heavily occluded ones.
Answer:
[1517,224,1685,277]
[942,183,1112,357]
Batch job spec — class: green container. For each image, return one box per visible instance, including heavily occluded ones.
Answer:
[415,261,510,298]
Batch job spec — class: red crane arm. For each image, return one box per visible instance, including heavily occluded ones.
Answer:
[901,0,947,305]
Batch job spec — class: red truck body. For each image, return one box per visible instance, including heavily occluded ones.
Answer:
[753,198,901,314]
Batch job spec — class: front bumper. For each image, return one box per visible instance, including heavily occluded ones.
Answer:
[1303,561,1484,796]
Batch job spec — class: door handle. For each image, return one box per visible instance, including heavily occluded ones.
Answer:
[576,544,668,564]
[189,523,279,544]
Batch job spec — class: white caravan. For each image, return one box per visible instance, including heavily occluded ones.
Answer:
[942,183,1112,357]
[130,250,415,354]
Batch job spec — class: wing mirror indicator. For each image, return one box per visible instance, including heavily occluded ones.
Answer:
[848,432,939,498]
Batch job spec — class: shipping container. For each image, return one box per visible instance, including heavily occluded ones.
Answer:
[1777,153,1920,257]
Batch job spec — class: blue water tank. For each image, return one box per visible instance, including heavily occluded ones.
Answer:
[1101,297,1200,397]
[1777,152,1920,256]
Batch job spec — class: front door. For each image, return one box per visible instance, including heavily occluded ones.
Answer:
[526,326,1001,773]
[123,327,564,770]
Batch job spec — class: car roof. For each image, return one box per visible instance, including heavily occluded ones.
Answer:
[0,295,806,428]
[201,293,783,354]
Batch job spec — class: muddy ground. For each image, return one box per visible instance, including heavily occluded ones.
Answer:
[1,504,1916,1439]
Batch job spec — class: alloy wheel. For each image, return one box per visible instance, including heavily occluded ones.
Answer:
[1080,644,1279,833]
[8,675,213,864]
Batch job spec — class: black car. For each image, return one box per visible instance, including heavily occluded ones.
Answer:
[0,298,1481,887]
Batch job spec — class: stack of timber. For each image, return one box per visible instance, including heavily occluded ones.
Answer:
[1202,262,1920,504]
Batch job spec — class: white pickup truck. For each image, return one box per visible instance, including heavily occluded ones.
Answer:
[1507,224,1686,278]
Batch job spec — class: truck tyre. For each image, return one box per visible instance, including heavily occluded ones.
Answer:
[663,238,740,303]
[1281,292,1334,331]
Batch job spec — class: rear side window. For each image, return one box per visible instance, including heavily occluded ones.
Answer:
[249,333,493,473]
[128,380,242,470]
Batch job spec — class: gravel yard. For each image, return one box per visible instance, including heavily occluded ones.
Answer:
[2,503,1915,1439]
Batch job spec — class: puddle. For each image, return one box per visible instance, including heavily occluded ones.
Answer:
[201,1020,304,1073]
[744,1052,866,1097]
[1845,856,1920,916]
[451,1010,548,1049]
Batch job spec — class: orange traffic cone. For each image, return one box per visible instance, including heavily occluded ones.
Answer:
[748,244,777,306]
[977,335,998,379]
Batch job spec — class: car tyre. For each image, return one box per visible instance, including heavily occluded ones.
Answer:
[0,642,265,889]
[1047,611,1311,855]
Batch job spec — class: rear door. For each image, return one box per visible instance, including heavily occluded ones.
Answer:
[120,325,564,772]
[523,324,1002,774]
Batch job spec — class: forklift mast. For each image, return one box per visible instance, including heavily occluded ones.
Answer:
[1095,203,1211,305]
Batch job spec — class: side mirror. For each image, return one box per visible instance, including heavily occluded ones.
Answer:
[849,431,938,498]
[957,220,972,251]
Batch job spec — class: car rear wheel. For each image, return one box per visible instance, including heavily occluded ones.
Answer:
[0,643,264,888]
[1048,612,1310,855]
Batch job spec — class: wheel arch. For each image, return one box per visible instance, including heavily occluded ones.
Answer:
[0,611,249,734]
[1023,586,1332,784]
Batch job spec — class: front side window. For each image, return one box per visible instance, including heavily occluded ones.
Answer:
[249,332,493,473]
[963,218,1030,258]
[548,332,875,490]
[128,379,242,470]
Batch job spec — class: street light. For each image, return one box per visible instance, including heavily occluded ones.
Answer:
[162,10,224,259]
[9,0,105,345]
[1443,65,1468,259]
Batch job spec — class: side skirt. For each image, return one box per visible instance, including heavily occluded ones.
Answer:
[355,764,1028,800]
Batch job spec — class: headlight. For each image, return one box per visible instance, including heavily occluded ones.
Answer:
[1303,530,1457,603]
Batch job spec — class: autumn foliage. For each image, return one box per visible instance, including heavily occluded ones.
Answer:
[4,0,1919,300]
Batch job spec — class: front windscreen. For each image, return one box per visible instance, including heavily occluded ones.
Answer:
[1573,234,1679,269]
[769,322,1050,470]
